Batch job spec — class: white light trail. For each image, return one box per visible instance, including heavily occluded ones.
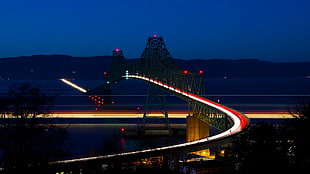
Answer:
[60,79,87,93]
[52,75,249,165]
[127,75,247,133]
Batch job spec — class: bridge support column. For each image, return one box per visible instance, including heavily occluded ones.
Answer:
[186,116,211,158]
[142,84,170,131]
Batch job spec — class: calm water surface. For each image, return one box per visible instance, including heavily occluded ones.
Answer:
[1,77,309,159]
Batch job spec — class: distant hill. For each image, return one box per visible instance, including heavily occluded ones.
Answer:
[175,59,310,78]
[0,55,112,80]
[0,55,309,80]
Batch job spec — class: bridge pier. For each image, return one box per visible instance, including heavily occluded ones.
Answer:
[186,116,212,158]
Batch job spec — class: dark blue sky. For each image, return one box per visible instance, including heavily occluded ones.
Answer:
[1,0,309,62]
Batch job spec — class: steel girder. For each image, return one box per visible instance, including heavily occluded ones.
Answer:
[92,36,231,130]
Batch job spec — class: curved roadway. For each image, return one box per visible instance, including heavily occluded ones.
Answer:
[53,75,249,164]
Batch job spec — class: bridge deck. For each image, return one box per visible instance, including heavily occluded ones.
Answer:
[50,75,249,167]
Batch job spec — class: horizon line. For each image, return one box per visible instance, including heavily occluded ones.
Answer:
[0,54,309,63]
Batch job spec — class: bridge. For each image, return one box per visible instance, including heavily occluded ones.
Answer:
[53,35,249,173]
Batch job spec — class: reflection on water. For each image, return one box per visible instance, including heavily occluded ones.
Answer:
[1,78,309,160]
[58,123,187,159]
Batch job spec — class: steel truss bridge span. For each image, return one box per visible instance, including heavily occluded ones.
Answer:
[51,74,249,166]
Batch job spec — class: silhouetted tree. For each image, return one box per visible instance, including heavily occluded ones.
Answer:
[0,83,68,173]
[287,101,310,172]
[223,122,290,174]
[223,101,310,174]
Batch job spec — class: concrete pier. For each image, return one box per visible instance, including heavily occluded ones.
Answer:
[186,116,211,158]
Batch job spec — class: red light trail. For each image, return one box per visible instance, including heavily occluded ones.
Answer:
[54,74,249,164]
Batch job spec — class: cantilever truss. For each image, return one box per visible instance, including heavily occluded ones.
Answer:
[142,84,170,129]
[88,35,232,130]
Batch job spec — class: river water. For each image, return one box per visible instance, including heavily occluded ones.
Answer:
[0,77,309,159]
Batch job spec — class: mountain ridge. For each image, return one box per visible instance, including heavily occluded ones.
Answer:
[0,55,309,80]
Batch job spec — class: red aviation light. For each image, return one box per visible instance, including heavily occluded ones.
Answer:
[199,70,203,74]
[115,48,120,52]
[103,72,107,75]
[183,70,188,74]
[153,34,157,38]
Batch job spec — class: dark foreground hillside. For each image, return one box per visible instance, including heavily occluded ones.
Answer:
[0,55,309,80]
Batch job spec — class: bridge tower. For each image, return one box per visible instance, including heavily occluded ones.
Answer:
[106,48,126,84]
[87,48,127,109]
[88,35,230,133]
[140,35,171,133]
[140,34,172,61]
